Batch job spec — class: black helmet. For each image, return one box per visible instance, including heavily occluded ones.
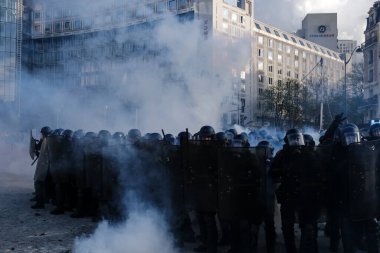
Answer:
[257,140,274,154]
[73,129,84,139]
[224,131,234,143]
[85,131,97,138]
[257,140,272,148]
[215,132,228,146]
[199,125,215,140]
[303,134,315,147]
[127,129,141,142]
[340,123,360,146]
[164,134,175,145]
[149,132,163,141]
[98,130,111,139]
[52,128,64,136]
[369,123,380,137]
[113,132,125,144]
[226,128,237,137]
[284,128,304,146]
[177,131,192,144]
[62,129,73,139]
[40,126,52,137]
[232,134,249,147]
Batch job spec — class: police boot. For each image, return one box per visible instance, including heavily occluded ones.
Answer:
[71,189,85,218]
[31,181,45,209]
[50,183,64,215]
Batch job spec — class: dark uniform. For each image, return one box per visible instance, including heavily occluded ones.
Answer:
[31,126,52,209]
[270,129,320,253]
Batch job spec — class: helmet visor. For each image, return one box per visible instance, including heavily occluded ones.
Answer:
[372,128,380,137]
[287,133,305,146]
[343,132,360,146]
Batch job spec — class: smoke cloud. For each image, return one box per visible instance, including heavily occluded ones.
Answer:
[73,205,177,253]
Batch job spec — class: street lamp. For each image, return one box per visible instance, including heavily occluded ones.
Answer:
[343,46,363,118]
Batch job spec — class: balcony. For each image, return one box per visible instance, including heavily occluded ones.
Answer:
[364,36,378,48]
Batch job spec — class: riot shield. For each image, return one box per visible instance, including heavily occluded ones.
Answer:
[34,137,49,182]
[29,130,37,160]
[47,135,66,183]
[218,147,261,221]
[296,146,327,223]
[183,141,218,213]
[83,137,104,193]
[347,142,379,221]
[101,143,128,218]
[161,144,184,210]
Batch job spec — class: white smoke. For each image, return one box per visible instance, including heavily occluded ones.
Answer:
[73,206,177,253]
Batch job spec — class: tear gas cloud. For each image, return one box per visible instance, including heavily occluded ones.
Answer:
[73,204,177,253]
[21,4,251,136]
[16,3,250,252]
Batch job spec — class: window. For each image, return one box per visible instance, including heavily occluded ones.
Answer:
[222,22,228,33]
[54,22,61,33]
[295,60,299,68]
[34,24,41,33]
[278,54,282,63]
[313,46,319,52]
[320,48,325,54]
[258,61,264,70]
[369,69,374,82]
[255,23,261,30]
[45,23,52,33]
[294,49,298,56]
[291,37,297,43]
[64,21,71,30]
[258,48,263,57]
[268,51,273,61]
[274,30,280,37]
[258,74,264,82]
[265,27,271,33]
[268,65,273,72]
[277,42,282,51]
[369,50,374,65]
[299,40,305,46]
[223,8,229,18]
[268,77,273,84]
[287,71,291,77]
[169,0,176,10]
[283,33,289,40]
[286,45,291,54]
[258,36,263,45]
[231,13,237,22]
[327,51,332,56]
[157,1,166,13]
[302,51,306,59]
[278,69,282,75]
[306,43,312,49]
[74,20,81,29]
[34,11,40,20]
[268,39,273,48]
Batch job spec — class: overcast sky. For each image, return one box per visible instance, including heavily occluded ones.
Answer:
[255,0,374,43]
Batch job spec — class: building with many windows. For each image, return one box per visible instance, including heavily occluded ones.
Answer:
[363,1,380,121]
[0,0,22,104]
[20,0,345,128]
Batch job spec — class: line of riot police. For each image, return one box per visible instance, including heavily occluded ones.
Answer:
[28,118,380,253]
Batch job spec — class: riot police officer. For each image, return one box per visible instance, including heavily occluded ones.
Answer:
[31,126,52,209]
[331,124,378,253]
[270,128,320,253]
[192,126,218,253]
[251,140,276,253]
